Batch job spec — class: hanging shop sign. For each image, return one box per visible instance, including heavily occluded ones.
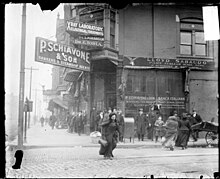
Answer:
[70,36,104,48]
[35,37,90,71]
[66,20,104,37]
[123,56,215,70]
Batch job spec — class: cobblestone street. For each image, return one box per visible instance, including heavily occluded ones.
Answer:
[6,146,218,178]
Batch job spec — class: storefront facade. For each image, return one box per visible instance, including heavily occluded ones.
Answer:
[117,4,218,121]
[62,3,218,123]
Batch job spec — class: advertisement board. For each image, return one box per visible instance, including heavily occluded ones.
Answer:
[70,37,104,48]
[35,37,90,71]
[123,56,215,70]
[66,20,104,37]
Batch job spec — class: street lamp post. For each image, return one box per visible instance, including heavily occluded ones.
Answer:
[18,3,26,148]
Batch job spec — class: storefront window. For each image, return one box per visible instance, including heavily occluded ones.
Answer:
[126,75,133,92]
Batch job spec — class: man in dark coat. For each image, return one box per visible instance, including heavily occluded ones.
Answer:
[90,107,97,132]
[76,111,83,136]
[147,106,158,141]
[135,108,148,141]
[49,113,57,130]
[191,109,203,141]
[117,109,125,142]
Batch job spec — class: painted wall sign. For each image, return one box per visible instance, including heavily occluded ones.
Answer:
[123,56,215,70]
[79,36,104,41]
[66,20,104,37]
[35,37,90,71]
[125,95,185,109]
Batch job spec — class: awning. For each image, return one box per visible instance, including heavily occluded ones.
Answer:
[50,98,68,110]
[64,70,82,82]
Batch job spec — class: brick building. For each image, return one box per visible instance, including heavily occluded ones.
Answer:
[59,3,218,124]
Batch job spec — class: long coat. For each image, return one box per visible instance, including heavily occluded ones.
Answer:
[164,116,179,138]
[192,113,203,124]
[135,113,148,135]
[99,118,119,157]
[175,118,191,147]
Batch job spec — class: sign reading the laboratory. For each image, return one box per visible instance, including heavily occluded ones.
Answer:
[66,20,104,37]
[35,37,90,71]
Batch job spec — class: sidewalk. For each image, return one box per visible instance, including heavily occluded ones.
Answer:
[9,123,209,150]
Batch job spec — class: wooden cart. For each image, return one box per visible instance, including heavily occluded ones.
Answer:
[191,121,218,146]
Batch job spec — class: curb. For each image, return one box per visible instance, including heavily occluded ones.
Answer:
[8,142,210,150]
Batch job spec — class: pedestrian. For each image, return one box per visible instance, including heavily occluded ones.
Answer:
[191,109,203,141]
[99,112,119,160]
[82,110,87,134]
[147,106,158,141]
[117,109,125,142]
[162,112,179,151]
[69,112,76,133]
[49,113,57,130]
[135,108,148,141]
[90,107,97,132]
[175,112,192,149]
[66,112,72,132]
[40,115,45,127]
[76,111,83,136]
[97,111,104,132]
[154,115,164,143]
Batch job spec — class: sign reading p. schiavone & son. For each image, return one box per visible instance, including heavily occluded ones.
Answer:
[35,37,90,71]
[66,21,104,37]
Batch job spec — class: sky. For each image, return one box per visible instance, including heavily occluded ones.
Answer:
[5,3,64,99]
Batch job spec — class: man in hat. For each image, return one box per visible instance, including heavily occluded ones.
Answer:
[135,108,148,141]
[191,109,203,141]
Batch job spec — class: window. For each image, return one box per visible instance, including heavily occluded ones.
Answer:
[180,19,207,56]
[71,8,76,18]
[110,11,116,48]
[126,75,133,92]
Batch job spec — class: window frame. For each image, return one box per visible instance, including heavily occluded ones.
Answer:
[179,19,208,57]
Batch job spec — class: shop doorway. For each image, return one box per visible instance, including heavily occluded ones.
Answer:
[104,73,116,110]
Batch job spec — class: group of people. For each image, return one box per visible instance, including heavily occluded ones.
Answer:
[162,109,203,151]
[66,111,87,136]
[134,106,202,145]
[90,107,125,143]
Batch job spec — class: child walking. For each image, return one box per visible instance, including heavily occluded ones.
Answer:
[154,116,164,142]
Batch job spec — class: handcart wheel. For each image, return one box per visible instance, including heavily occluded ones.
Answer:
[205,131,218,146]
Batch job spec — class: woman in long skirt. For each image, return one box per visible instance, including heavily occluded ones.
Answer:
[175,113,191,149]
[162,115,179,151]
[99,113,119,160]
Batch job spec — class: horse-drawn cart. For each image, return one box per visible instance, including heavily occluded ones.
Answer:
[191,121,218,146]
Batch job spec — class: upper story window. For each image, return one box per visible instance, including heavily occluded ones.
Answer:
[180,18,207,57]
[110,10,116,48]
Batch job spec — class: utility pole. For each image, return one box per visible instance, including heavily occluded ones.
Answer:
[25,67,39,128]
[18,3,26,148]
